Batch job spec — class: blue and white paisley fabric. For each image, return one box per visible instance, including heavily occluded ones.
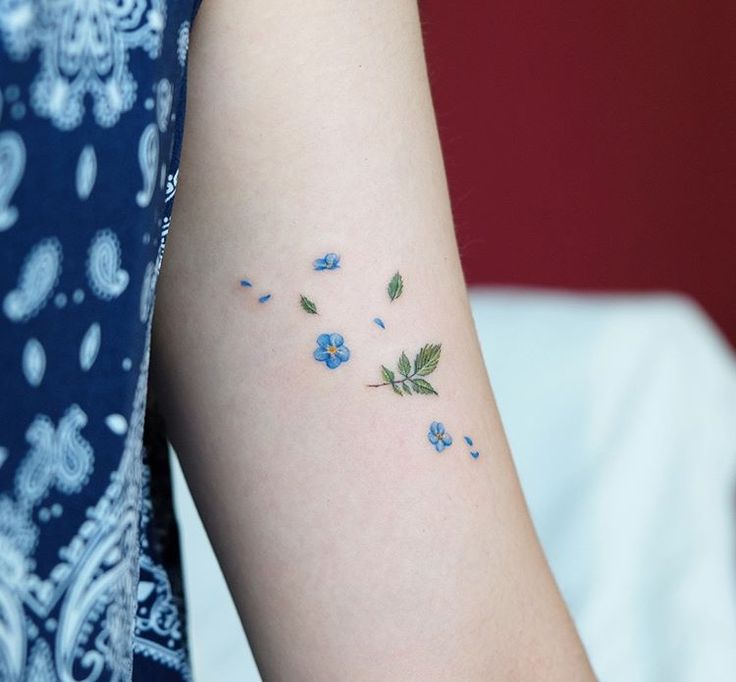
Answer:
[0,0,202,679]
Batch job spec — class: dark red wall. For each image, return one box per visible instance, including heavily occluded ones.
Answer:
[420,1,736,345]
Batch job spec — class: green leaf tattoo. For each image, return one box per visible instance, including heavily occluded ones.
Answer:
[368,343,442,395]
[388,272,403,301]
[413,343,441,376]
[300,294,318,315]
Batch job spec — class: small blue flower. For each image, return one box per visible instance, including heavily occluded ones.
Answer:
[313,252,340,270]
[314,333,350,369]
[428,421,453,452]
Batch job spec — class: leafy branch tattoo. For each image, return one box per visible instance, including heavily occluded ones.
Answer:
[368,343,442,395]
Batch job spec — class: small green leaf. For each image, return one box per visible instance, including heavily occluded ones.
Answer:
[398,351,411,377]
[402,381,412,395]
[413,343,442,376]
[299,294,318,314]
[381,365,395,383]
[410,378,438,395]
[388,272,404,301]
[391,383,403,396]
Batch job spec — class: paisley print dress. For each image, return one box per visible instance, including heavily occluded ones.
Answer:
[0,1,202,679]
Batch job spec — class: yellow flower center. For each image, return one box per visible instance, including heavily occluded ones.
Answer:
[327,345,337,354]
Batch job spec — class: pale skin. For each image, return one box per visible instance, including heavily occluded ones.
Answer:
[151,1,596,679]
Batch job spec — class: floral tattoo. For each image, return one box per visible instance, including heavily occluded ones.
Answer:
[314,333,350,369]
[313,253,340,270]
[368,343,441,396]
[428,422,453,452]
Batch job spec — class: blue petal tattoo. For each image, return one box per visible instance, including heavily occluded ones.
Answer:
[464,435,480,459]
[427,421,453,453]
[373,317,385,329]
[314,333,350,369]
[240,279,253,287]
[313,253,340,270]
[258,294,272,303]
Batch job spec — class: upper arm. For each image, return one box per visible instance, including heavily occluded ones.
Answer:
[151,1,593,679]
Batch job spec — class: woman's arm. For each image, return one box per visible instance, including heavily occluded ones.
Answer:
[151,1,594,678]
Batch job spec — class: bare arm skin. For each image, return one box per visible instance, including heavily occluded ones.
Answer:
[151,1,595,679]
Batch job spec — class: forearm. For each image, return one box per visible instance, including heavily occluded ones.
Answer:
[152,1,593,679]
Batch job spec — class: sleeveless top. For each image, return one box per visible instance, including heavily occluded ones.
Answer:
[0,1,203,679]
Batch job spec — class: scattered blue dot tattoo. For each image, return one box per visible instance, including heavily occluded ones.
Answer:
[258,294,272,303]
[464,435,480,459]
[427,421,453,452]
[373,317,386,329]
[313,252,340,270]
[314,333,350,369]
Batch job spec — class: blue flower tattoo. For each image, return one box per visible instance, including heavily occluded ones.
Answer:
[314,333,350,369]
[313,252,340,270]
[428,422,453,452]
